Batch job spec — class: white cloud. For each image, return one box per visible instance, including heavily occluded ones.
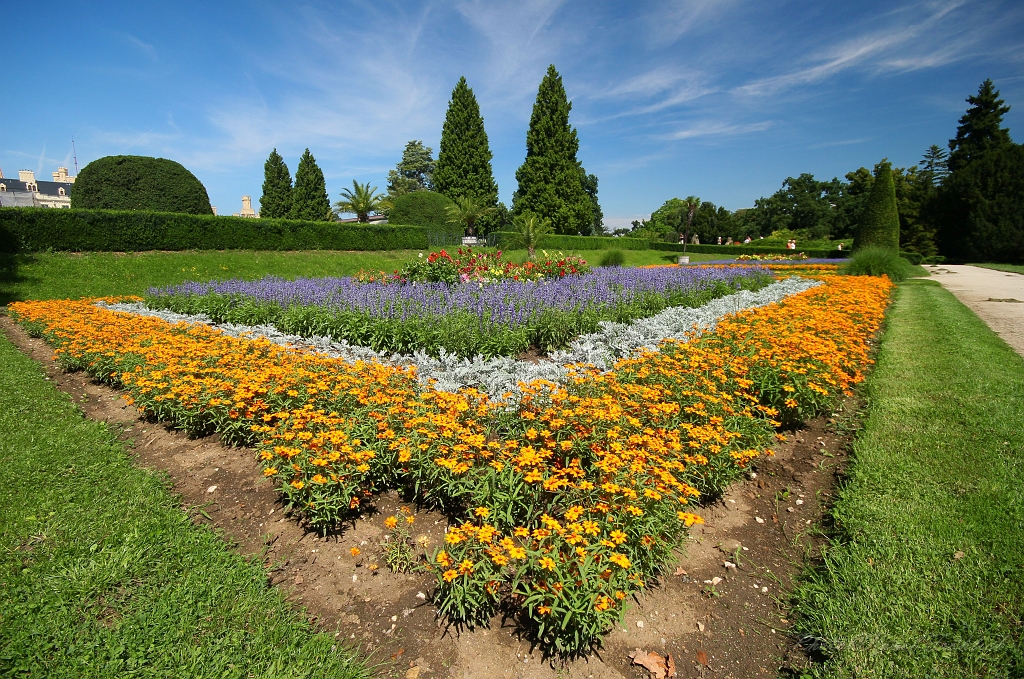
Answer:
[663,120,772,140]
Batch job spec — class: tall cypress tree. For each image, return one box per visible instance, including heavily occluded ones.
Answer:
[854,159,900,251]
[433,77,500,232]
[290,148,330,222]
[259,149,293,219]
[948,79,1013,173]
[512,65,593,235]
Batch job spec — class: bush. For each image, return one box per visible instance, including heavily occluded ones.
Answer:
[854,160,900,251]
[388,191,456,229]
[899,250,923,265]
[650,242,850,259]
[0,208,429,252]
[598,249,625,267]
[71,155,213,215]
[842,245,915,282]
[495,232,649,251]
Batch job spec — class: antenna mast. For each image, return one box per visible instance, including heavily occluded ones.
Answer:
[72,138,79,175]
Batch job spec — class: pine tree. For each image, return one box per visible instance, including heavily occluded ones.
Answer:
[854,159,900,251]
[948,79,1013,173]
[433,77,500,232]
[259,149,293,219]
[919,145,949,188]
[513,65,593,235]
[386,141,435,198]
[290,148,330,222]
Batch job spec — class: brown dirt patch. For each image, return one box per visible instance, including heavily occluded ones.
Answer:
[3,316,848,678]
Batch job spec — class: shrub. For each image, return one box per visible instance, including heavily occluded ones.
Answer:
[842,245,914,282]
[0,208,428,252]
[71,155,213,214]
[649,242,850,259]
[598,249,625,267]
[899,250,923,265]
[854,160,900,251]
[388,191,456,229]
[495,233,650,251]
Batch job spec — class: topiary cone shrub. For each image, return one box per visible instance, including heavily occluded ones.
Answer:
[853,160,900,251]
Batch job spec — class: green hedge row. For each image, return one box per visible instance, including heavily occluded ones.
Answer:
[494,232,651,251]
[0,208,430,253]
[650,242,851,259]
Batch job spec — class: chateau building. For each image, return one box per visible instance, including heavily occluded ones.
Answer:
[0,167,75,208]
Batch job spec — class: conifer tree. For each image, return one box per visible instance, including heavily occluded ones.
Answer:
[948,79,1013,173]
[387,141,435,198]
[512,65,593,235]
[919,145,949,188]
[854,159,900,251]
[259,149,293,219]
[433,77,500,232]
[290,148,331,221]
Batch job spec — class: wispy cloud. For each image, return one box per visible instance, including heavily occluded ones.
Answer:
[662,120,772,140]
[732,0,982,99]
[121,33,157,60]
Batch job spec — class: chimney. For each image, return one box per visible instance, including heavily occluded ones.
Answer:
[18,170,35,183]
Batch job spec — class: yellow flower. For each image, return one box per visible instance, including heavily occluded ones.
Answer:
[350,547,361,557]
[263,467,278,477]
[474,506,490,518]
[443,569,459,582]
[538,557,556,571]
[609,553,631,569]
[384,516,398,529]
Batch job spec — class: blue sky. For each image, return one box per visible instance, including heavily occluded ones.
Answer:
[3,1,1023,229]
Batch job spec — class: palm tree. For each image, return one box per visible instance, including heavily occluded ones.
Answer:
[445,195,494,236]
[508,211,553,260]
[334,180,386,222]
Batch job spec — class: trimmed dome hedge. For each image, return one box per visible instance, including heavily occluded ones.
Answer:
[388,191,455,229]
[71,155,213,215]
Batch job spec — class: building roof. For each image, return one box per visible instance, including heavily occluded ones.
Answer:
[0,179,73,197]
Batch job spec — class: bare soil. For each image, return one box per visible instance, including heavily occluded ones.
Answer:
[3,316,848,678]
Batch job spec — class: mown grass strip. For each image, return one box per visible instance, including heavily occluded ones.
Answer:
[0,249,728,304]
[969,262,1024,275]
[0,332,369,679]
[792,279,1024,677]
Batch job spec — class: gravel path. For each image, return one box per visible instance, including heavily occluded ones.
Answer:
[927,264,1024,358]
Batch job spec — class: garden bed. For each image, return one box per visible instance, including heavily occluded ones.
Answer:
[0,314,862,676]
[144,264,775,359]
[8,274,892,659]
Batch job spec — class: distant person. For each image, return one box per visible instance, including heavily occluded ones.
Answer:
[837,242,843,251]
[716,236,722,245]
[743,236,751,244]
[725,237,733,245]
[691,234,700,245]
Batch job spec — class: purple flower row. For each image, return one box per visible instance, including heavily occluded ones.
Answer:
[148,265,772,328]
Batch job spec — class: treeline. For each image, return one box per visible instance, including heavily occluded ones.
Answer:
[263,66,602,237]
[631,80,1023,263]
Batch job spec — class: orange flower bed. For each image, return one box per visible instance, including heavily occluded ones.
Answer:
[8,274,892,655]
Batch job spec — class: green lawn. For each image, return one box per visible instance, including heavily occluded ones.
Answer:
[792,279,1024,677]
[969,262,1024,274]
[0,333,370,679]
[0,248,729,303]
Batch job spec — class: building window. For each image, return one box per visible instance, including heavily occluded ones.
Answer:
[0,184,5,192]
[58,187,66,196]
